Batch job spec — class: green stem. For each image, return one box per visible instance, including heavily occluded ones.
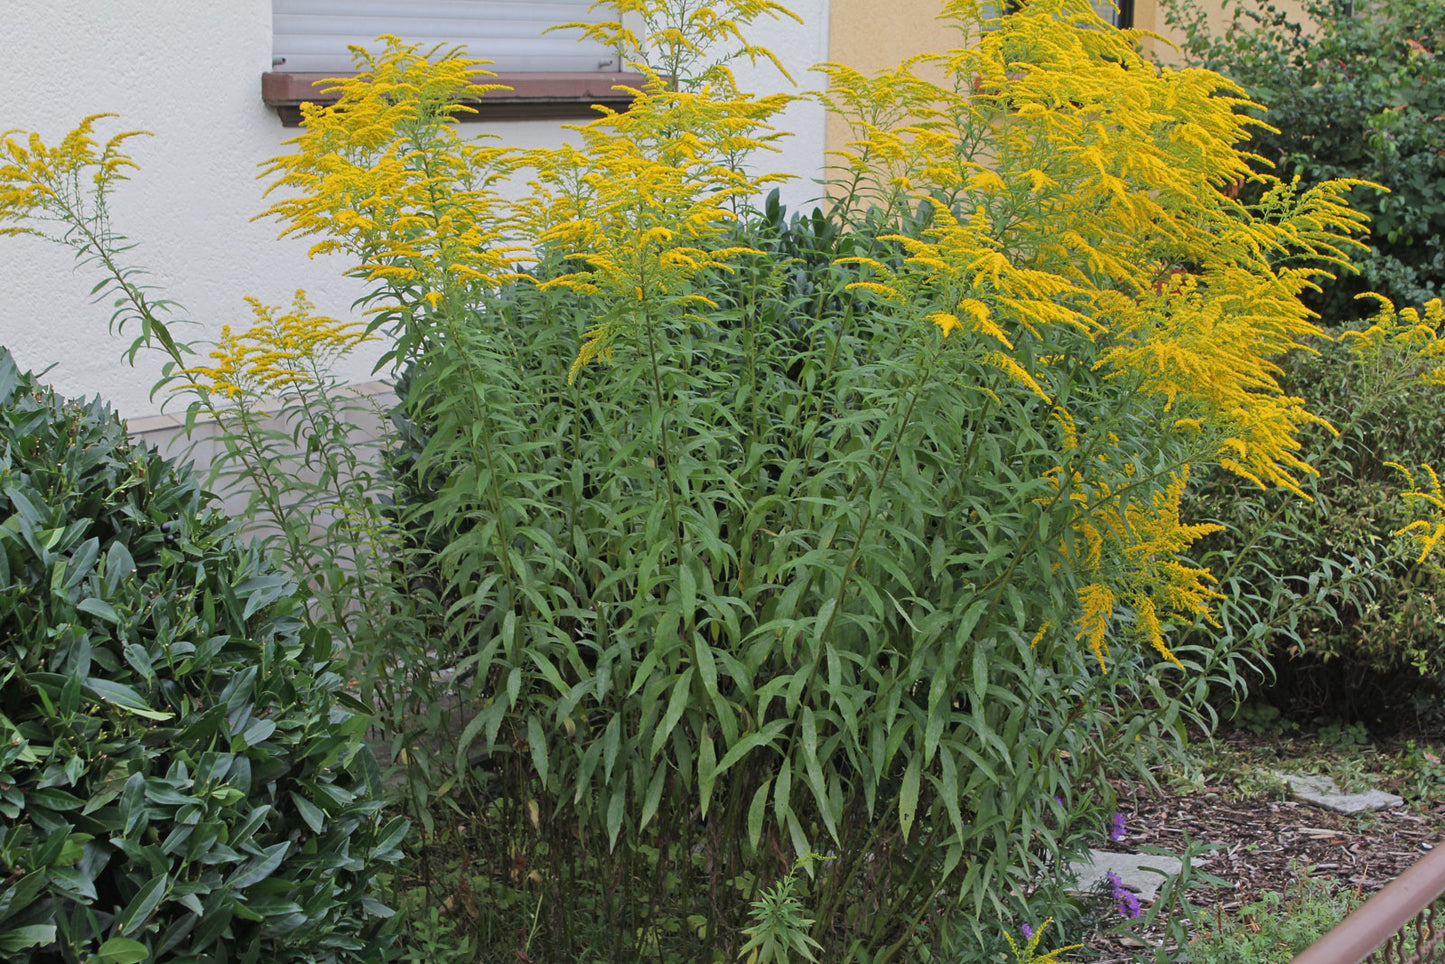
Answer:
[436,305,520,626]
[775,348,937,828]
[643,314,686,554]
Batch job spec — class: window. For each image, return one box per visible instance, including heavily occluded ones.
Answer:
[263,0,644,125]
[1092,0,1135,28]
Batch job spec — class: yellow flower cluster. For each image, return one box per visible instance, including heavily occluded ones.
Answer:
[815,0,1376,669]
[523,65,792,382]
[0,114,147,236]
[1387,462,1445,567]
[1002,918,1081,964]
[1344,298,1445,569]
[822,0,1368,499]
[260,39,529,294]
[1069,468,1224,669]
[560,0,802,93]
[1340,296,1445,386]
[179,291,370,400]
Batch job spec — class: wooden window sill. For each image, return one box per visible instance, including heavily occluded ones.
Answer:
[262,70,647,126]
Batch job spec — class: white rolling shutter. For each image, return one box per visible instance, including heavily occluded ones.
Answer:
[273,1,620,73]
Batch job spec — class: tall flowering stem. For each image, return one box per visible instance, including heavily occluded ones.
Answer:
[261,38,543,636]
[823,0,1369,671]
[260,38,531,365]
[522,49,791,555]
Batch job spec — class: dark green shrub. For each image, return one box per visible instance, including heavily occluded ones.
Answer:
[1163,0,1445,322]
[1187,326,1445,724]
[0,348,404,962]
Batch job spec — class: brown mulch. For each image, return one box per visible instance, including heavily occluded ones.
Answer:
[1081,729,1445,962]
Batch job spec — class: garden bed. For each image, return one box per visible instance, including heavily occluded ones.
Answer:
[1086,726,1445,962]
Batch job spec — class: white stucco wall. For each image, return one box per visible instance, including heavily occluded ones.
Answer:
[0,0,828,420]
[730,0,831,218]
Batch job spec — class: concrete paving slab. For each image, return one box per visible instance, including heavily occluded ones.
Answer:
[1275,772,1404,814]
[1068,849,1182,901]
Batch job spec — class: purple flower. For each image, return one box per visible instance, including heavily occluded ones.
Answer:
[1104,870,1142,919]
[1108,812,1127,842]
[1021,923,1033,940]
[1053,795,1064,806]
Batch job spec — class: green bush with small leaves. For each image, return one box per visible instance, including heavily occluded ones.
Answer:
[0,348,404,963]
[1187,325,1445,724]
[1161,0,1445,322]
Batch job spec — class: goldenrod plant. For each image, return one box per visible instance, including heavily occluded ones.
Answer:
[172,294,414,702]
[1347,299,1445,569]
[0,0,1392,959]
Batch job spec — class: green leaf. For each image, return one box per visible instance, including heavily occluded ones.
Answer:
[972,640,991,706]
[694,634,718,700]
[774,757,792,827]
[64,537,100,590]
[236,572,289,621]
[0,871,45,924]
[899,754,921,842]
[527,714,549,787]
[713,720,788,778]
[77,597,120,624]
[97,936,151,964]
[290,792,325,834]
[601,715,622,783]
[104,540,134,596]
[455,702,492,770]
[606,788,626,852]
[0,924,56,953]
[747,779,771,853]
[800,707,837,841]
[229,842,288,890]
[26,787,84,812]
[679,559,697,621]
[84,679,172,721]
[55,832,93,867]
[639,763,667,832]
[938,749,963,839]
[371,816,409,861]
[697,728,717,817]
[650,668,694,759]
[115,873,167,936]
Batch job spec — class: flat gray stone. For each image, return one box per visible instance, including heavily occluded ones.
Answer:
[1276,772,1403,814]
[1068,849,1182,901]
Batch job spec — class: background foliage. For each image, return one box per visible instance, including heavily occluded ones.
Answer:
[1186,298,1445,726]
[1161,0,1445,322]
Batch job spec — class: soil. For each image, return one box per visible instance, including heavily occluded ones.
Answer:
[1082,727,1445,963]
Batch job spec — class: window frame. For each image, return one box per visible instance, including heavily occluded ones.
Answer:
[261,69,645,126]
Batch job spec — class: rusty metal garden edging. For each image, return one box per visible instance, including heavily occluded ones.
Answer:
[1291,842,1445,964]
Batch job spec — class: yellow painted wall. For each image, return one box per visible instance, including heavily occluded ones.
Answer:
[823,0,942,171]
